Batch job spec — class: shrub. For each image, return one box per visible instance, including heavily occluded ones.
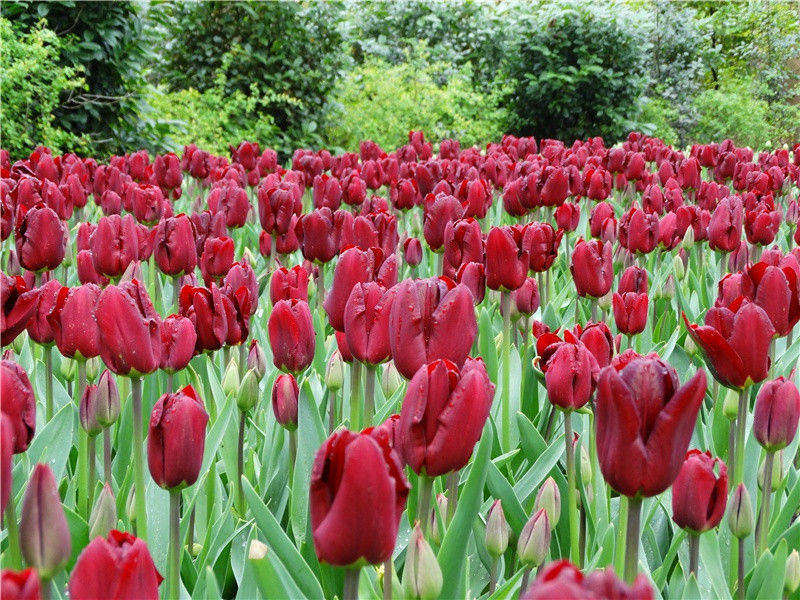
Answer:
[323,54,507,153]
[0,17,88,159]
[690,80,773,148]
[504,3,646,143]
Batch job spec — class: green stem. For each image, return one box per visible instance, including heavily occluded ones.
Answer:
[501,291,511,451]
[342,568,361,600]
[417,474,434,535]
[755,451,775,556]
[44,346,54,421]
[169,489,181,600]
[77,361,88,516]
[564,411,580,565]
[2,483,22,569]
[688,532,699,576]
[734,388,748,485]
[489,559,498,594]
[206,461,216,530]
[383,558,393,600]
[736,538,745,600]
[103,427,112,484]
[614,496,629,575]
[445,471,459,523]
[87,434,96,513]
[624,496,642,583]
[364,365,376,426]
[349,362,363,431]
[236,410,246,517]
[131,376,148,540]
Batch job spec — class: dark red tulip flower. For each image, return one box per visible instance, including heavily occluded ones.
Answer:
[222,259,258,316]
[259,230,272,258]
[272,373,299,430]
[26,278,61,346]
[403,237,422,267]
[423,193,465,253]
[555,202,580,232]
[589,202,615,239]
[596,357,707,497]
[148,385,208,489]
[1,359,36,453]
[199,235,234,286]
[574,322,615,368]
[513,277,540,316]
[390,178,420,211]
[153,214,197,277]
[96,280,162,376]
[298,208,337,264]
[270,265,309,304]
[744,262,800,337]
[398,357,494,476]
[99,190,122,216]
[671,450,728,533]
[523,222,563,273]
[388,277,477,379]
[343,282,396,365]
[153,152,182,195]
[613,292,648,335]
[125,183,164,225]
[310,429,409,566]
[619,204,659,254]
[618,266,648,295]
[14,204,66,273]
[179,284,229,353]
[160,314,197,373]
[753,377,800,451]
[545,340,599,410]
[521,560,653,600]
[268,299,316,374]
[745,206,781,246]
[707,196,743,252]
[312,174,342,210]
[91,214,139,279]
[443,218,484,278]
[75,251,107,286]
[684,301,775,389]
[1,568,42,600]
[48,284,102,360]
[570,239,613,298]
[486,225,529,291]
[324,246,382,332]
[208,182,250,228]
[1,273,39,346]
[68,530,163,600]
[1,415,13,516]
[456,262,486,304]
[189,210,226,256]
[457,178,492,219]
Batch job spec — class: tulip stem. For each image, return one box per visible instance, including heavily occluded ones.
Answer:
[500,291,511,451]
[383,558,393,600]
[315,267,325,315]
[77,361,89,516]
[688,532,699,576]
[520,568,531,596]
[343,568,360,600]
[624,496,642,583]
[173,275,182,310]
[2,486,22,569]
[103,427,112,484]
[236,410,246,517]
[734,388,748,485]
[489,558,498,593]
[87,434,96,512]
[418,474,434,535]
[131,376,148,540]
[169,489,181,600]
[755,450,775,556]
[736,538,745,600]
[364,365,376,425]
[614,496,628,575]
[44,346,54,421]
[328,389,337,434]
[564,411,580,566]
[349,362,363,431]
[445,471,459,522]
[167,372,174,394]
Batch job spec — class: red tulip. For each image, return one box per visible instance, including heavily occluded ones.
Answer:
[589,202,615,238]
[91,214,139,279]
[221,259,258,316]
[671,450,728,533]
[48,284,102,360]
[270,265,309,304]
[68,530,162,600]
[745,262,799,337]
[272,373,299,430]
[443,218,484,278]
[596,357,706,497]
[1,359,36,453]
[618,266,648,295]
[555,202,580,232]
[298,208,337,264]
[199,235,234,286]
[523,222,563,273]
[147,385,208,489]
[259,230,272,258]
[26,279,61,345]
[208,182,250,228]
[398,357,494,476]
[753,377,800,451]
[403,237,422,267]
[513,277,540,316]
[423,193,465,252]
[14,204,66,272]
[1,273,39,346]
[574,322,615,368]
[388,277,476,379]
[1,568,42,600]
[570,239,613,298]
[324,246,381,332]
[268,299,316,373]
[456,261,486,304]
[390,178,420,211]
[95,280,162,376]
[684,301,774,389]
[160,314,196,373]
[153,214,197,276]
[179,284,228,353]
[153,152,182,193]
[745,207,781,246]
[521,560,653,600]
[312,174,342,210]
[344,282,395,365]
[310,429,409,566]
[544,341,599,410]
[619,204,659,254]
[613,292,648,335]
[486,225,529,291]
[125,183,164,225]
[707,196,743,252]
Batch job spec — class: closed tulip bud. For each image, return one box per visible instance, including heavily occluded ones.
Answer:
[80,384,103,436]
[19,463,71,579]
[672,450,728,533]
[272,373,299,430]
[429,493,448,545]
[15,204,67,272]
[681,225,695,249]
[598,289,613,312]
[580,445,592,486]
[753,377,800,452]
[381,361,404,398]
[727,483,754,538]
[237,369,260,413]
[268,299,316,374]
[1,359,36,453]
[325,350,344,391]
[246,339,267,379]
[570,239,613,298]
[88,483,117,540]
[94,369,120,427]
[786,550,800,594]
[673,253,686,280]
[403,522,443,600]
[758,450,784,492]
[125,487,136,525]
[1,568,42,599]
[534,477,562,527]
[147,385,209,490]
[222,361,239,397]
[517,508,551,568]
[485,500,509,558]
[545,342,599,410]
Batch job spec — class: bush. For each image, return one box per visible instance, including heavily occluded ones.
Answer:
[323,54,507,152]
[637,97,679,147]
[0,17,88,159]
[504,3,646,143]
[690,80,773,148]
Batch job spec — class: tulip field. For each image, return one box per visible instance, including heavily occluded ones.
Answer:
[2,133,800,600]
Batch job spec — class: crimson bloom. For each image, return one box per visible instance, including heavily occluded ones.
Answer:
[199,236,234,286]
[179,284,228,353]
[310,429,409,566]
[521,560,653,600]
[324,246,381,332]
[1,568,42,600]
[272,373,299,430]
[570,239,613,298]
[343,282,396,365]
[270,265,309,304]
[14,204,66,273]
[91,214,139,279]
[544,341,599,410]
[1,359,36,453]
[613,292,648,335]
[671,450,728,534]
[596,357,706,497]
[753,377,800,451]
[25,278,61,345]
[48,284,102,360]
[160,314,197,373]
[486,225,529,291]
[153,214,197,276]
[268,299,316,373]
[523,222,563,273]
[2,273,40,346]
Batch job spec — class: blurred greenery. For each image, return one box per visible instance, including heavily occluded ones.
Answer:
[2,0,799,158]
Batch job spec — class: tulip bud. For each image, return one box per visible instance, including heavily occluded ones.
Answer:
[758,450,784,492]
[683,333,697,356]
[429,493,448,546]
[786,550,800,594]
[681,226,695,249]
[222,360,240,397]
[727,483,754,539]
[88,483,117,540]
[247,339,267,380]
[381,361,404,398]
[85,356,101,381]
[325,350,344,391]
[238,369,260,413]
[517,508,551,568]
[580,445,592,486]
[534,477,562,527]
[723,389,739,420]
[95,369,120,427]
[19,464,71,580]
[485,500,509,558]
[60,356,76,380]
[79,384,103,437]
[403,522,443,600]
[672,253,686,281]
[126,486,136,525]
[271,374,299,430]
[598,289,613,312]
